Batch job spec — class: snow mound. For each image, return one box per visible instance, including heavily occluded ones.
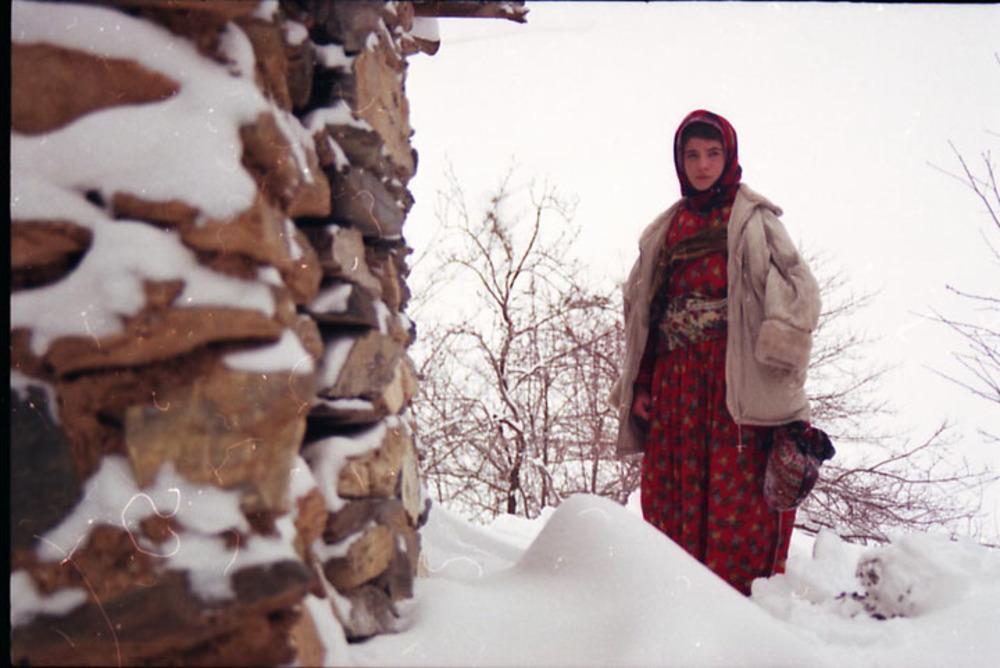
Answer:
[854,532,1000,619]
[350,495,829,667]
[347,496,1000,667]
[753,529,1000,667]
[418,503,532,581]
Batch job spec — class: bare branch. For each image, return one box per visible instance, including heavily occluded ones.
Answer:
[928,129,1000,423]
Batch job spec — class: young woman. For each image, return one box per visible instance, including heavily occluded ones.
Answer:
[610,109,821,594]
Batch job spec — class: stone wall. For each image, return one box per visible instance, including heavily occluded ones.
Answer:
[10,1,525,665]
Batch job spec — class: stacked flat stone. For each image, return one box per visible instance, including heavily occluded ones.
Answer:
[10,1,435,663]
[11,1,526,662]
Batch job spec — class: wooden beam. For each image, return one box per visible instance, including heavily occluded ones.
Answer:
[412,1,528,23]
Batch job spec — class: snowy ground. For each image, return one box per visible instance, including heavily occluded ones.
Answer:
[342,494,1000,668]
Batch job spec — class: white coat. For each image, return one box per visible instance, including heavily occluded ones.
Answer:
[610,183,821,457]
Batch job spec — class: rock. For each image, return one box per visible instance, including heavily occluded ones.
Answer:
[323,498,382,545]
[317,328,404,401]
[125,0,259,60]
[294,312,326,363]
[322,524,395,591]
[240,111,332,219]
[124,359,314,513]
[374,501,421,602]
[26,315,317,486]
[164,603,301,667]
[289,599,327,667]
[317,497,421,602]
[337,418,416,500]
[313,330,417,424]
[393,0,415,32]
[109,192,200,228]
[140,514,181,547]
[9,384,83,553]
[339,583,398,640]
[308,281,380,329]
[19,525,160,604]
[49,350,209,480]
[108,196,324,310]
[12,557,312,667]
[9,330,49,384]
[284,28,316,110]
[10,220,93,290]
[366,242,412,312]
[11,42,179,135]
[274,288,319,348]
[323,122,385,172]
[39,299,284,377]
[275,228,323,306]
[352,30,416,183]
[319,123,417,209]
[277,224,325,307]
[302,224,384,297]
[376,355,419,417]
[294,488,329,560]
[308,396,383,426]
[323,498,421,603]
[112,191,307,276]
[235,16,295,112]
[310,1,384,53]
[322,496,417,547]
[329,167,405,241]
[398,425,425,525]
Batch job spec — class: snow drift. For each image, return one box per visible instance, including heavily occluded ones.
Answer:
[348,494,1000,667]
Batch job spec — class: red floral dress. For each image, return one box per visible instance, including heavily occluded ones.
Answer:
[638,203,796,595]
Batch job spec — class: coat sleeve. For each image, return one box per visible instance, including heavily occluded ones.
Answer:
[754,210,821,370]
[609,255,643,408]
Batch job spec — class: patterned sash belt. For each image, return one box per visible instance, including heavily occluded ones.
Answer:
[657,295,728,353]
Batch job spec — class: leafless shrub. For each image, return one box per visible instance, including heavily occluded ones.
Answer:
[410,168,638,521]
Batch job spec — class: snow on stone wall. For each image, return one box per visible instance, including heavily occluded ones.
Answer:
[8,0,484,663]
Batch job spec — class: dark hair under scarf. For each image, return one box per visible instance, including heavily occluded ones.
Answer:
[673,109,742,212]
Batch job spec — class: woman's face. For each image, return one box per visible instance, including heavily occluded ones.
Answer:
[682,137,726,192]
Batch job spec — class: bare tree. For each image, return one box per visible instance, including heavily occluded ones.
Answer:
[553,297,641,504]
[930,138,1000,420]
[805,252,894,444]
[803,423,996,544]
[410,169,638,521]
[800,252,997,544]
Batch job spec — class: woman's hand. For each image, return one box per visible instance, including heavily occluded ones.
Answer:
[631,386,652,422]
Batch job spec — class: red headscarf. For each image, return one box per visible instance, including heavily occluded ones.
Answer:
[673,109,742,212]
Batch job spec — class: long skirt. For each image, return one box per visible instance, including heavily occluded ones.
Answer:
[640,337,796,595]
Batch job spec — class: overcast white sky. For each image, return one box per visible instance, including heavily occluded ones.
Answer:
[401,1,1000,521]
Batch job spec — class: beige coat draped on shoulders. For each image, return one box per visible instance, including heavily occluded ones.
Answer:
[610,183,821,457]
